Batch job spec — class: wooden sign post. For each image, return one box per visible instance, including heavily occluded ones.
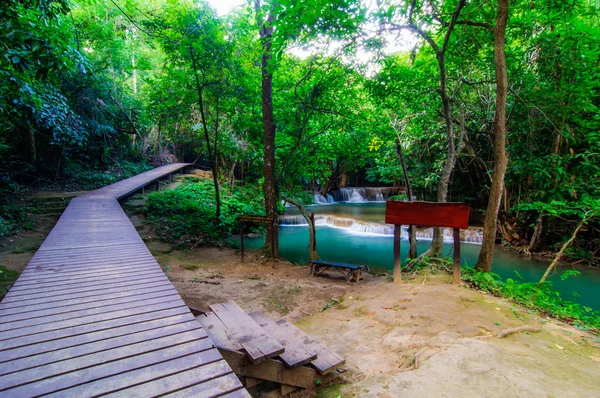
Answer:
[384,201,470,284]
[237,215,275,262]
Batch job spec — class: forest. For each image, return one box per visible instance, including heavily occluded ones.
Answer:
[1,1,599,303]
[1,1,600,395]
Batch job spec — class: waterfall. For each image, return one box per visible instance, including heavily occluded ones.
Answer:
[279,215,397,236]
[414,227,484,244]
[331,187,402,203]
[347,191,366,203]
[279,214,483,243]
[326,194,335,203]
[313,193,329,204]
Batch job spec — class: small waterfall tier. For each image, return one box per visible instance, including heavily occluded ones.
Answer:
[311,187,402,204]
[279,214,483,243]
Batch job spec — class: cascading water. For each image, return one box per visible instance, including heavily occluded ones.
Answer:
[278,214,483,243]
[313,193,329,204]
[331,187,401,203]
[347,191,366,203]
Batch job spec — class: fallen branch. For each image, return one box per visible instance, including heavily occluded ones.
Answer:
[539,209,598,284]
[495,325,540,338]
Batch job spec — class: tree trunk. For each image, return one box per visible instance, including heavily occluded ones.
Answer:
[413,1,468,257]
[282,195,318,262]
[339,164,348,187]
[27,123,37,169]
[528,214,543,252]
[421,55,456,258]
[396,140,417,258]
[189,47,221,219]
[475,0,509,272]
[256,0,279,257]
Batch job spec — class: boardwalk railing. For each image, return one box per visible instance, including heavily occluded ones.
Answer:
[0,163,249,397]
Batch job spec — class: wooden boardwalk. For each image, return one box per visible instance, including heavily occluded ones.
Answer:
[0,164,249,397]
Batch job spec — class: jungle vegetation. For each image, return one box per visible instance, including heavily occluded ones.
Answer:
[1,0,599,272]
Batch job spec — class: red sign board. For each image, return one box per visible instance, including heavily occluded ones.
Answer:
[385,201,469,229]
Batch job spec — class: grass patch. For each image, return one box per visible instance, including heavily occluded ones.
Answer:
[322,298,344,312]
[461,267,600,333]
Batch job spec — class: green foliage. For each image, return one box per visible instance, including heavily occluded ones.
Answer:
[145,180,263,248]
[0,265,20,298]
[0,204,33,239]
[461,267,600,332]
[60,161,153,191]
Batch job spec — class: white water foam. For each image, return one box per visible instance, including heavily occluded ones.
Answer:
[279,214,483,243]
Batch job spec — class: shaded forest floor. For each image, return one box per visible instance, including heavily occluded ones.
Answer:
[1,193,599,397]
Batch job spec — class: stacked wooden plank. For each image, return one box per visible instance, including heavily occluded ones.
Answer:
[0,164,249,397]
[196,301,345,396]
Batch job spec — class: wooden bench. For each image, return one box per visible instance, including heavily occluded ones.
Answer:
[196,301,345,396]
[309,259,370,282]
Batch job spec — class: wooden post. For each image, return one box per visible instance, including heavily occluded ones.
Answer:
[453,228,461,284]
[393,225,402,284]
[240,222,245,262]
[156,180,160,191]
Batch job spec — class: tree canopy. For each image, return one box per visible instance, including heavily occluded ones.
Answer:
[1,0,599,267]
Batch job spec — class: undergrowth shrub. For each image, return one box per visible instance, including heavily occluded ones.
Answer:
[0,204,33,239]
[145,179,263,247]
[461,267,600,332]
[60,160,154,191]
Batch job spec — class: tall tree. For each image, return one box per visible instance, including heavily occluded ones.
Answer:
[254,0,279,257]
[475,0,509,272]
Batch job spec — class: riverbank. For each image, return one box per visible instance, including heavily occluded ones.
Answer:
[131,212,600,397]
[1,196,599,397]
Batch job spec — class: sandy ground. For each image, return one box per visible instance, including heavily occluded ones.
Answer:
[2,196,599,398]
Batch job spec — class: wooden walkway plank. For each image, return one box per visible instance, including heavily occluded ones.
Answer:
[0,314,195,363]
[0,289,183,324]
[275,319,345,375]
[2,273,168,299]
[0,293,183,332]
[0,281,174,315]
[158,373,249,398]
[2,321,203,374]
[0,307,191,351]
[2,342,217,396]
[196,313,244,352]
[0,276,170,307]
[0,328,210,391]
[248,311,317,368]
[0,280,173,310]
[210,301,284,363]
[105,361,238,398]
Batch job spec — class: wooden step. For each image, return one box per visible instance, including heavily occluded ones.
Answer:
[274,319,345,375]
[209,301,284,364]
[196,312,242,352]
[248,311,317,368]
